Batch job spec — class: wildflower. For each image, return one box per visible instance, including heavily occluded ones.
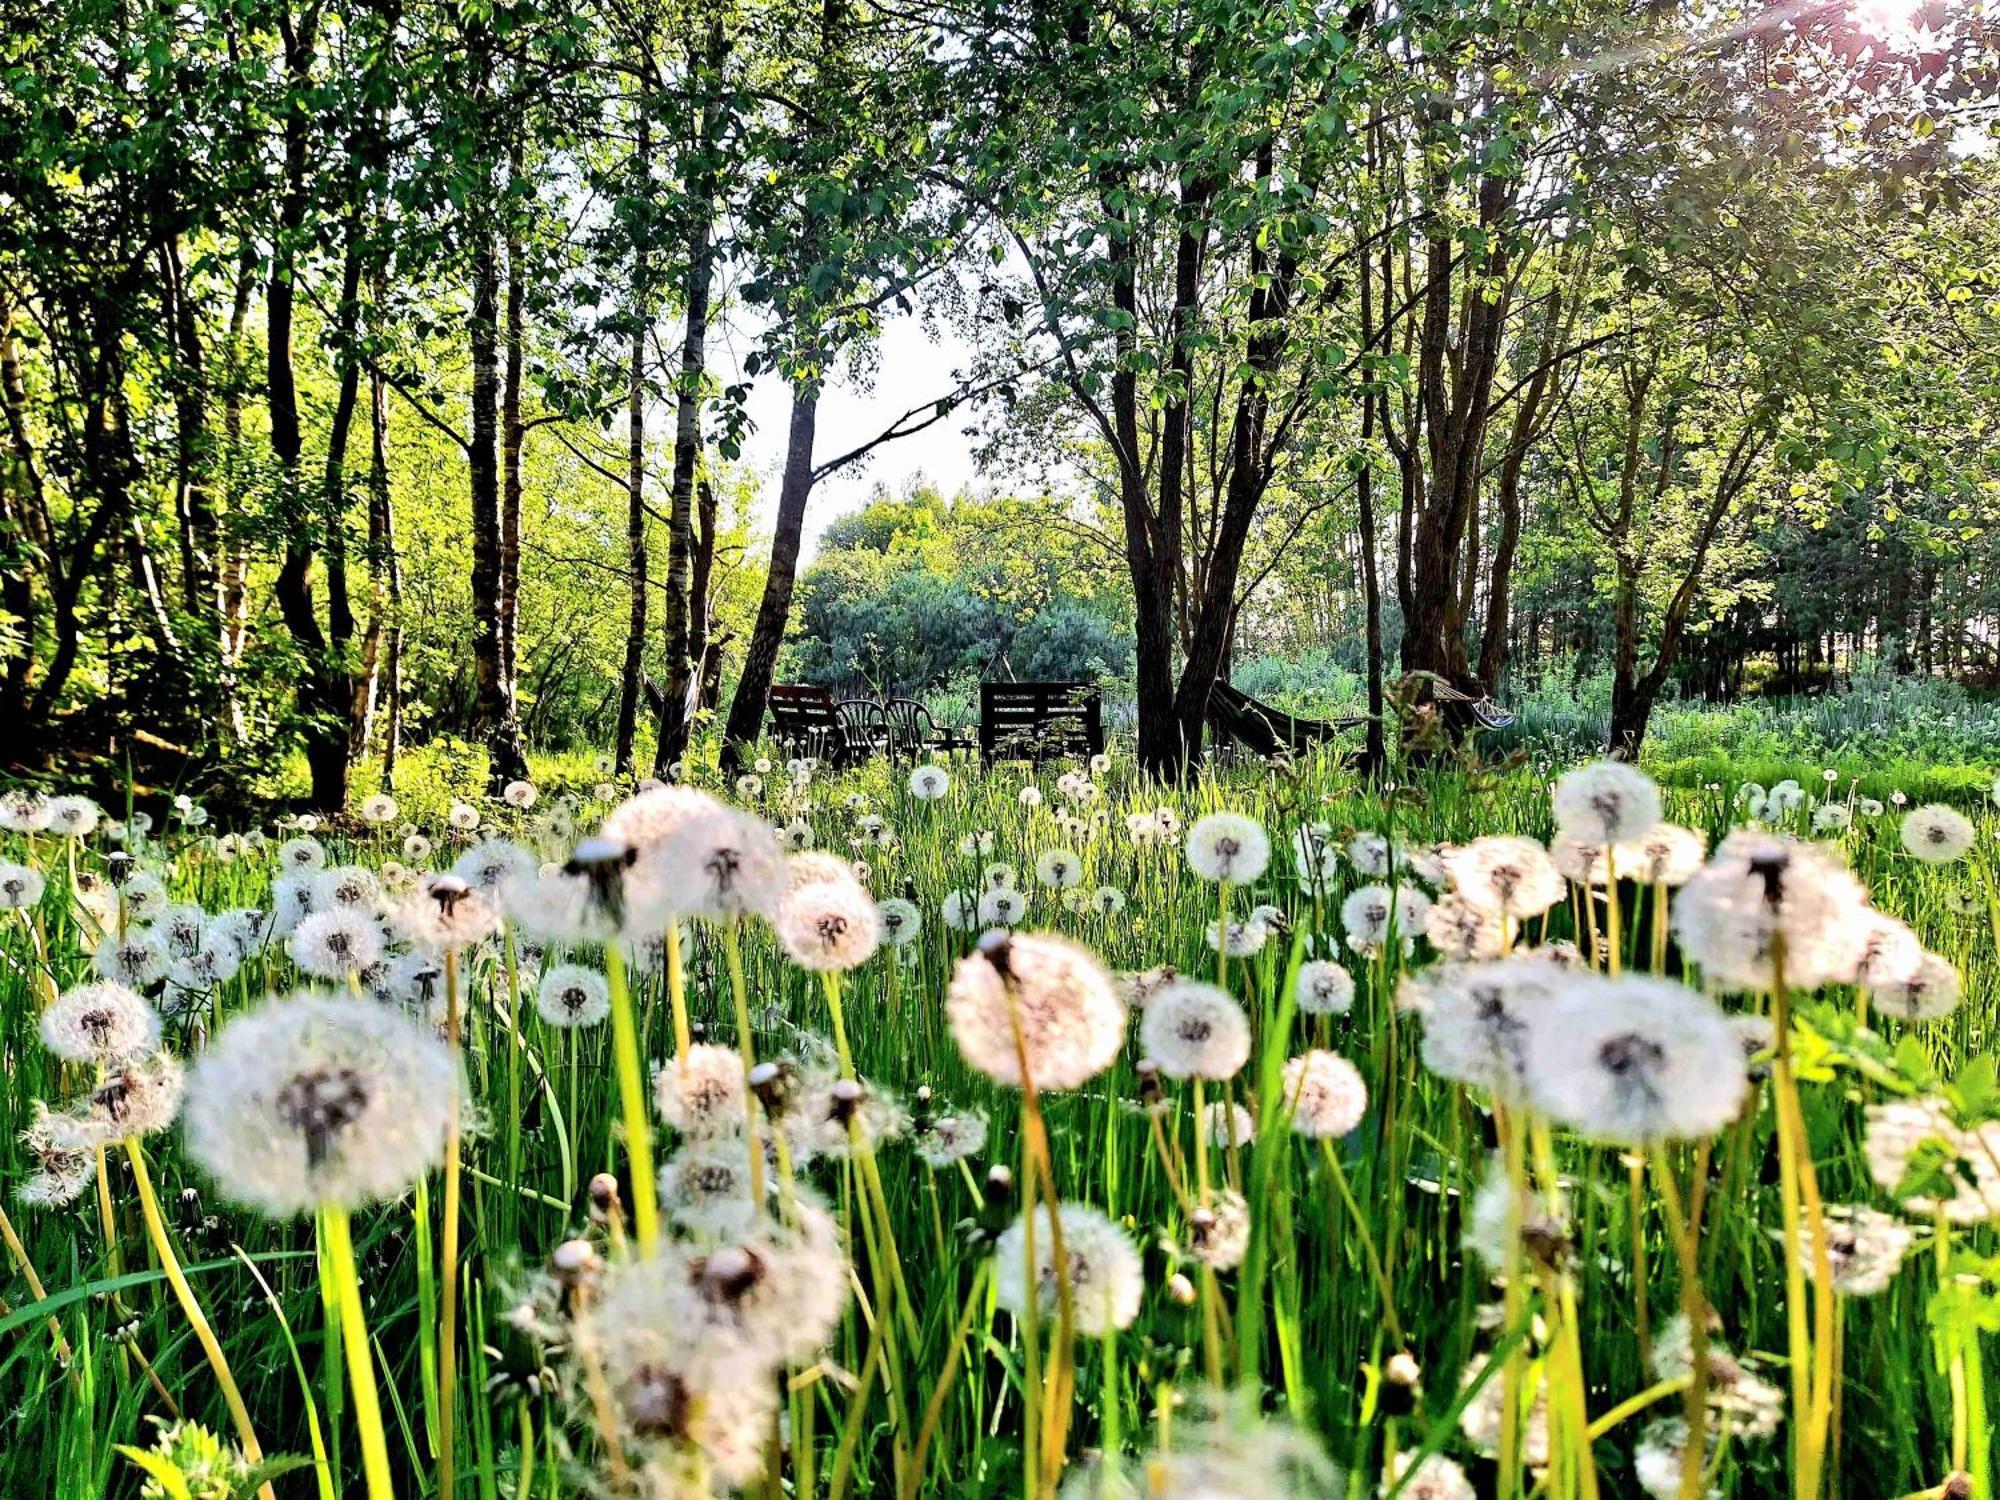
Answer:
[1554,760,1661,845]
[360,793,399,823]
[1464,1157,1565,1271]
[1443,836,1564,919]
[1616,822,1708,887]
[1188,1190,1251,1270]
[117,870,169,922]
[1863,1096,2000,1223]
[1141,981,1250,1080]
[94,927,171,989]
[81,1052,186,1140]
[1341,883,1430,954]
[1550,834,1607,886]
[1406,958,1568,1102]
[184,993,462,1216]
[1671,831,1872,991]
[995,1203,1142,1337]
[318,865,383,911]
[1347,832,1397,877]
[778,817,815,851]
[876,896,921,947]
[1279,1051,1368,1138]
[631,806,785,925]
[1384,1452,1477,1500]
[1901,804,1975,864]
[792,1074,909,1161]
[734,774,763,799]
[946,931,1125,1090]
[775,878,881,972]
[1811,802,1852,834]
[1768,780,1807,816]
[1290,823,1341,888]
[1203,1100,1255,1148]
[654,1043,747,1137]
[915,1110,989,1167]
[392,872,502,956]
[1035,848,1083,889]
[1648,1313,1783,1440]
[71,869,119,931]
[454,837,535,896]
[17,1109,94,1207]
[44,795,102,838]
[1797,1204,1914,1296]
[1858,797,1885,817]
[535,964,610,1028]
[1121,965,1179,1009]
[983,861,1018,891]
[1633,1419,1705,1500]
[978,886,1029,926]
[403,833,433,862]
[655,1136,771,1234]
[909,765,951,800]
[1018,785,1043,808]
[206,907,273,958]
[1852,911,1925,990]
[0,861,46,909]
[580,1258,779,1487]
[40,981,160,1063]
[940,888,978,930]
[1869,951,1962,1023]
[1458,1352,1551,1468]
[286,909,382,979]
[1060,1389,1340,1497]
[1424,892,1504,962]
[1204,917,1268,959]
[276,835,327,873]
[1522,976,1748,1144]
[1186,812,1271,884]
[0,789,51,833]
[448,801,481,831]
[1295,959,1356,1016]
[170,937,243,993]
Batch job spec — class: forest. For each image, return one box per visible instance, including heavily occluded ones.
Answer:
[4,0,1997,803]
[5,2,2000,1500]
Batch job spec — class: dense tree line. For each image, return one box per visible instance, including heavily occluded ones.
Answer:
[2,0,1996,804]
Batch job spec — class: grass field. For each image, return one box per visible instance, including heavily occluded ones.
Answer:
[1,747,1996,1499]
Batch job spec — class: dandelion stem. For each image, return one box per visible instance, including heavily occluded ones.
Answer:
[123,1138,272,1498]
[604,943,660,1254]
[321,1202,395,1500]
[440,949,465,1500]
[1318,1137,1403,1346]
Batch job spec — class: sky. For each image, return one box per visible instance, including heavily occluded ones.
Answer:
[723,314,988,563]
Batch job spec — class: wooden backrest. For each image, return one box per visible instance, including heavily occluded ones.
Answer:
[980,681,1104,762]
[767,684,840,735]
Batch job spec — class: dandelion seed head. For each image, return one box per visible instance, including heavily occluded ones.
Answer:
[1869,950,1961,1023]
[1295,960,1356,1017]
[654,1044,746,1138]
[1523,975,1747,1144]
[909,765,951,800]
[1280,1050,1367,1138]
[45,795,102,838]
[1901,803,1975,864]
[1443,836,1565,919]
[1385,1452,1476,1500]
[287,909,387,979]
[775,877,880,972]
[1140,981,1250,1080]
[1423,892,1504,962]
[1798,1203,1914,1296]
[0,790,52,833]
[947,931,1126,1091]
[876,896,921,947]
[630,806,785,925]
[392,873,502,954]
[995,1202,1142,1337]
[40,981,159,1063]
[1186,812,1271,884]
[1409,957,1568,1103]
[1670,831,1872,991]
[184,993,461,1216]
[977,886,1028,927]
[915,1109,989,1167]
[276,835,327,873]
[93,927,170,989]
[1188,1188,1252,1270]
[83,1051,185,1140]
[534,963,610,1028]
[0,861,47,910]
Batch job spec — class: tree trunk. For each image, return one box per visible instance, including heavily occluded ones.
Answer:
[614,92,651,776]
[723,385,818,769]
[468,218,528,788]
[654,17,727,776]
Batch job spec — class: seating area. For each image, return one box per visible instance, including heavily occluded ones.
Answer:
[766,682,1112,766]
[765,686,977,766]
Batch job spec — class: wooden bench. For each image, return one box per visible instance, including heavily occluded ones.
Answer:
[979,681,1104,764]
[768,685,871,766]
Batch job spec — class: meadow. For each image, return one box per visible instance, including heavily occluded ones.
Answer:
[1,742,1997,1500]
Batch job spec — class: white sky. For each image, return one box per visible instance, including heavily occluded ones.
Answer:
[725,315,987,563]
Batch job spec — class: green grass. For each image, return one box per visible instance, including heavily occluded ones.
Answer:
[2,744,1997,1498]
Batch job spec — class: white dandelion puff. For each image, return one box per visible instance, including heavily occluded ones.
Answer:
[1443,836,1564,920]
[1140,981,1251,1080]
[1522,975,1748,1144]
[0,862,47,910]
[1869,951,1961,1023]
[1670,831,1872,992]
[775,878,881,972]
[1295,960,1356,1017]
[1280,1051,1367,1138]
[535,964,610,1028]
[1900,804,1975,864]
[45,795,103,838]
[40,981,160,1063]
[909,765,951,800]
[93,927,171,989]
[654,1043,747,1138]
[995,1202,1142,1338]
[1186,813,1271,884]
[391,873,502,954]
[947,931,1125,1091]
[287,909,386,980]
[183,992,462,1216]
